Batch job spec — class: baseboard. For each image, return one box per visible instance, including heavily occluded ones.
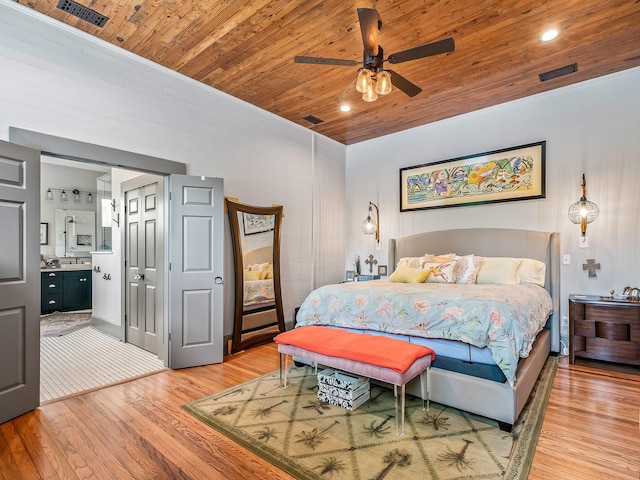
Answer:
[90,315,122,340]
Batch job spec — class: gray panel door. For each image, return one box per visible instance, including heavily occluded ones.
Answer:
[123,176,163,356]
[0,140,40,424]
[168,175,223,368]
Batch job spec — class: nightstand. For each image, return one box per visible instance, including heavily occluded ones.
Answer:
[569,294,640,366]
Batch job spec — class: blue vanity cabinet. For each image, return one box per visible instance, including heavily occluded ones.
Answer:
[41,271,63,314]
[41,270,92,314]
[62,270,92,311]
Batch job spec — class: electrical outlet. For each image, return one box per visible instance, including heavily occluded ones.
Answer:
[563,254,571,265]
[561,316,569,335]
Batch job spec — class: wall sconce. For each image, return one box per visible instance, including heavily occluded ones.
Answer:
[568,174,599,237]
[45,188,54,201]
[361,201,380,248]
[60,190,67,202]
[73,188,81,202]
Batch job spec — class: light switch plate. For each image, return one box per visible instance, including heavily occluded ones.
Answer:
[579,236,589,248]
[563,254,571,265]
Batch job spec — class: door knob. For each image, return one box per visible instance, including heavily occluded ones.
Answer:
[134,273,145,280]
[215,277,223,284]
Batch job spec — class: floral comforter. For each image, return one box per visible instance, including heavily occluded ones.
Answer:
[295,280,553,385]
[243,279,275,306]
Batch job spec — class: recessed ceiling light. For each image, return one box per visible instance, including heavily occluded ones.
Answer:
[541,29,559,42]
[340,104,352,112]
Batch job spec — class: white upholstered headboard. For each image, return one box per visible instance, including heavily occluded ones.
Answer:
[388,228,561,353]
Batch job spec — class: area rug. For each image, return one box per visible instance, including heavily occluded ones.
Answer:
[41,311,92,336]
[183,357,557,480]
[41,326,167,402]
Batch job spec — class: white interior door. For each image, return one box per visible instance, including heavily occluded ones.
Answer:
[168,175,224,368]
[0,140,40,424]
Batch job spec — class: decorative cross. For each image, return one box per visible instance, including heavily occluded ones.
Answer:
[583,259,600,278]
[365,254,378,274]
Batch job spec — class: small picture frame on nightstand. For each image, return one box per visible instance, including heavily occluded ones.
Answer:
[345,270,355,282]
[630,287,640,300]
[378,265,388,276]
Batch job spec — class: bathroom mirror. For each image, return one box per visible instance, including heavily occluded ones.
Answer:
[54,208,96,257]
[226,199,285,354]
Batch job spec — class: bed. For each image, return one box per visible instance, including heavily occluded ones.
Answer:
[295,228,560,429]
[242,245,277,330]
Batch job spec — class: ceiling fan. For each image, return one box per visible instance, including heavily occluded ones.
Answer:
[294,8,455,103]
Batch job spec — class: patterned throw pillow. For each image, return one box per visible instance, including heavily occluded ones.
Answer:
[396,256,428,269]
[423,261,458,283]
[454,255,485,284]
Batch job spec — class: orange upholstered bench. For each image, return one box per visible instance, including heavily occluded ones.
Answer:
[274,326,435,436]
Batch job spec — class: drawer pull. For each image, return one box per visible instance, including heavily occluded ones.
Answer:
[48,300,56,305]
[48,273,56,277]
[48,284,56,288]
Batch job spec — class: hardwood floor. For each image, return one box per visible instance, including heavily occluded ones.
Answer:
[1,344,638,479]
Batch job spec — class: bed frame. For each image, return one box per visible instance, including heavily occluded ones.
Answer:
[388,228,560,429]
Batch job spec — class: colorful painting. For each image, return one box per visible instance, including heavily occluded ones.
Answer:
[400,141,545,211]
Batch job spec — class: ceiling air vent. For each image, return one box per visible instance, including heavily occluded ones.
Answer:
[539,63,578,82]
[302,115,324,125]
[57,0,109,27]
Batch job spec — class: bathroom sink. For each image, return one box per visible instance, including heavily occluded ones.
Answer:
[60,263,92,270]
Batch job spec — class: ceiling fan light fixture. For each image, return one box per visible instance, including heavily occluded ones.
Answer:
[356,69,373,93]
[375,71,392,95]
[362,85,378,102]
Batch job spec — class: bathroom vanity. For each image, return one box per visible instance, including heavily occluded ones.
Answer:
[41,266,92,314]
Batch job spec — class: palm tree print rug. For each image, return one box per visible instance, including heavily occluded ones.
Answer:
[182,358,556,479]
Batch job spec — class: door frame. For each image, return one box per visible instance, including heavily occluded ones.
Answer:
[8,128,186,367]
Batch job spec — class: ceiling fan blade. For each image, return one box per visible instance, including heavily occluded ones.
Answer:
[387,37,455,64]
[336,76,357,102]
[357,8,379,56]
[294,56,360,66]
[387,70,422,97]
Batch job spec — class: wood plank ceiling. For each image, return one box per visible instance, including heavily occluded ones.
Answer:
[13,0,640,145]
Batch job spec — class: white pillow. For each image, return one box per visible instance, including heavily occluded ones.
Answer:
[476,257,521,285]
[517,258,546,286]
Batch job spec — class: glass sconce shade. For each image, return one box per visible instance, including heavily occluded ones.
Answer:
[73,188,81,202]
[87,192,93,203]
[362,216,376,234]
[60,190,67,202]
[356,69,373,93]
[568,174,599,237]
[361,202,380,245]
[46,188,54,201]
[376,71,392,95]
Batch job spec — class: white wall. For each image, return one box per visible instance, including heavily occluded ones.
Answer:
[0,1,346,335]
[347,66,640,328]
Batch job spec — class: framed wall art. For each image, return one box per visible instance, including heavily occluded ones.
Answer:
[243,212,275,235]
[399,141,546,212]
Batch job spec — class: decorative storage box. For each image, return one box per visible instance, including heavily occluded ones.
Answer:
[317,369,370,410]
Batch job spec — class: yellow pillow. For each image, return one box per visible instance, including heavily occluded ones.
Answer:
[245,270,262,281]
[388,267,430,283]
